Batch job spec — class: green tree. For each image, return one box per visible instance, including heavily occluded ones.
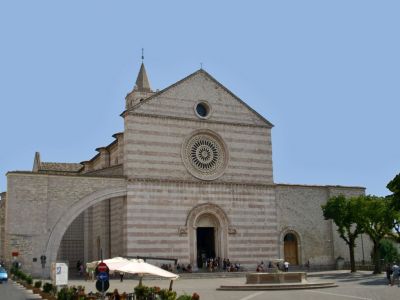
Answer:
[321,195,364,272]
[387,173,400,196]
[387,173,400,240]
[360,195,396,274]
[379,239,400,265]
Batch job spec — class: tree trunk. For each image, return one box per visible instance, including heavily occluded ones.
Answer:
[372,241,381,274]
[349,239,356,272]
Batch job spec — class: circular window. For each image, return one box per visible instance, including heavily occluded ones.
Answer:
[182,130,228,180]
[194,101,211,119]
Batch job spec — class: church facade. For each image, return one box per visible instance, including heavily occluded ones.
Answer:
[0,64,371,277]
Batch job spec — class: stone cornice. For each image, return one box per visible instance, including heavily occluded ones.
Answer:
[6,171,126,181]
[81,164,123,175]
[127,177,275,188]
[276,183,365,190]
[123,111,273,129]
[6,172,364,190]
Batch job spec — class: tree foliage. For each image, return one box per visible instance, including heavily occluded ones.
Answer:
[387,173,400,242]
[387,173,400,195]
[360,195,397,274]
[322,172,400,274]
[321,195,365,272]
[379,239,400,265]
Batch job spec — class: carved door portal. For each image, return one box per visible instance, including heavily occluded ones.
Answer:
[284,233,298,265]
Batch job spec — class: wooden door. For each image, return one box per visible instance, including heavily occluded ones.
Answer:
[284,233,298,265]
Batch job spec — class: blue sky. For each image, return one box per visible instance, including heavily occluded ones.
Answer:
[0,1,398,196]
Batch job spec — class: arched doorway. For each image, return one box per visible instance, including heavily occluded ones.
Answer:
[196,214,218,268]
[186,203,230,269]
[284,233,298,265]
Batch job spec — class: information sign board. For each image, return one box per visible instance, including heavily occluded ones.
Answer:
[51,262,68,286]
[97,271,109,281]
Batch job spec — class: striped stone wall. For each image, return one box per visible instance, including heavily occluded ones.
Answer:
[110,197,124,258]
[123,115,273,185]
[125,180,277,269]
[89,201,109,260]
[133,71,268,127]
[84,196,125,262]
[122,70,276,270]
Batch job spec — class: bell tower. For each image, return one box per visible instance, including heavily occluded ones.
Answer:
[125,61,155,109]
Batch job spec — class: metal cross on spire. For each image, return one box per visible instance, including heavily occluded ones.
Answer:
[141,48,144,62]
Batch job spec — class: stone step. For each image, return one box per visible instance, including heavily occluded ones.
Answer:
[218,282,337,291]
[137,271,247,280]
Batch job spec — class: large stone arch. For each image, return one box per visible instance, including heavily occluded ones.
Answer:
[44,186,127,275]
[185,203,231,267]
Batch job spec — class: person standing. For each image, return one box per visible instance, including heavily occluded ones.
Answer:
[284,261,289,272]
[79,263,84,277]
[386,263,392,285]
[391,263,399,286]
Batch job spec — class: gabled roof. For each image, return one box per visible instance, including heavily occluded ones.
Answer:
[40,162,83,172]
[123,69,274,127]
[32,151,83,173]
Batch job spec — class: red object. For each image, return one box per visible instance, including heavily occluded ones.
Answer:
[97,262,108,273]
[12,252,19,257]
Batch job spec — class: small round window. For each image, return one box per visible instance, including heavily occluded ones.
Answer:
[195,102,211,119]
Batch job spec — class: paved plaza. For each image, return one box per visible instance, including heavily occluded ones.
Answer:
[64,270,397,300]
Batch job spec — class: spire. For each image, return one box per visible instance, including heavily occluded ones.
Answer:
[125,51,155,109]
[33,151,41,172]
[135,62,152,92]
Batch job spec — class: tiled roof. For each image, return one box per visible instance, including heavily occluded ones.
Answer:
[40,162,82,172]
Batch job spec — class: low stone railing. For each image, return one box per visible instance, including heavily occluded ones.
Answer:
[246,272,306,284]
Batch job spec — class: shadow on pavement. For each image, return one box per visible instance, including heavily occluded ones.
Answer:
[312,272,388,286]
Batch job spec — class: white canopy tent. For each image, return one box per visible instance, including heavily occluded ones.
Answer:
[115,259,179,290]
[115,259,179,279]
[88,257,179,290]
[87,257,129,273]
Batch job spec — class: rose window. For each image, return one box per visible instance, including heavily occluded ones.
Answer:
[182,131,228,180]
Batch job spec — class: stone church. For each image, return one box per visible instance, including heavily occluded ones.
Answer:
[0,63,371,277]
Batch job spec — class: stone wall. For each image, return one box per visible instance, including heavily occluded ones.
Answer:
[85,165,123,177]
[83,196,125,262]
[57,213,84,269]
[4,172,126,276]
[124,115,272,185]
[124,71,273,185]
[132,71,268,127]
[0,192,5,260]
[276,184,332,265]
[125,179,277,269]
[110,197,124,258]
[275,184,373,266]
[90,200,110,260]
